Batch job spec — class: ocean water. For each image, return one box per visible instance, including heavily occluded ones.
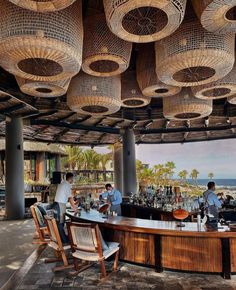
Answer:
[185,179,236,187]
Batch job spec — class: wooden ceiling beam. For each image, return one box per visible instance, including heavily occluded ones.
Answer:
[0,103,26,115]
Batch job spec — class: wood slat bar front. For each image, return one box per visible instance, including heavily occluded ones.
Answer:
[66,209,236,278]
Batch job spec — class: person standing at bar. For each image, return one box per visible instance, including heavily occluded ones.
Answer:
[100,183,122,216]
[54,172,77,243]
[203,181,222,218]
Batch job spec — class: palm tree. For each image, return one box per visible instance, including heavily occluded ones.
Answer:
[190,169,199,185]
[208,172,214,180]
[99,152,112,181]
[138,168,155,187]
[61,146,83,170]
[165,161,176,180]
[178,170,188,181]
[83,149,100,170]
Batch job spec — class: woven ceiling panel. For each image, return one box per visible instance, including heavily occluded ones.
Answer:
[163,88,212,120]
[8,0,76,12]
[136,43,181,98]
[67,72,121,116]
[82,14,132,77]
[0,0,83,82]
[121,71,151,108]
[192,63,236,100]
[16,77,71,98]
[103,0,187,43]
[192,0,236,34]
[155,19,235,87]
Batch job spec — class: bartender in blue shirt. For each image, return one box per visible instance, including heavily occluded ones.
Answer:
[100,183,122,215]
[203,181,222,218]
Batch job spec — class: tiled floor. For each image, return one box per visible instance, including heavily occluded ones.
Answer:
[16,246,236,290]
[0,219,36,288]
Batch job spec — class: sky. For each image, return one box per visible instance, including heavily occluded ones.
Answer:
[93,139,236,179]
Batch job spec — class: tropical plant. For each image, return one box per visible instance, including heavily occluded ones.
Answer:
[178,170,188,181]
[165,161,176,179]
[83,149,101,170]
[208,172,214,180]
[190,169,199,185]
[61,146,84,170]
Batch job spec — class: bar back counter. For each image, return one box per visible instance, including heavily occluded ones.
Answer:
[66,209,236,279]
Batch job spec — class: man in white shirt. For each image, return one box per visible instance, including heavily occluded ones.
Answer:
[54,172,77,243]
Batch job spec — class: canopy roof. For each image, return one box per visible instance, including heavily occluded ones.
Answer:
[0,0,235,146]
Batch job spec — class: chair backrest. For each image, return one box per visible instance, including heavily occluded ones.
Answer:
[67,222,103,256]
[45,215,63,250]
[31,205,44,230]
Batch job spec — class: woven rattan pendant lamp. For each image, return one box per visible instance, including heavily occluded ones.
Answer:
[103,0,187,43]
[16,77,71,98]
[121,71,151,108]
[137,43,181,98]
[0,0,83,82]
[67,72,121,116]
[228,95,236,104]
[155,18,235,87]
[8,0,76,12]
[163,88,213,120]
[82,14,132,77]
[192,0,236,34]
[192,63,236,100]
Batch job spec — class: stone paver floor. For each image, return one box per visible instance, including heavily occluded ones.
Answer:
[17,247,236,290]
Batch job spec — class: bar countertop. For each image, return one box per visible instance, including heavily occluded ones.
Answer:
[66,209,236,238]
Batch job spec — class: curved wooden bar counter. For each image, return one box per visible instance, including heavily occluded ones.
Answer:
[66,209,236,279]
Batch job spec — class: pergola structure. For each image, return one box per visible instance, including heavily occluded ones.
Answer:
[1,0,236,219]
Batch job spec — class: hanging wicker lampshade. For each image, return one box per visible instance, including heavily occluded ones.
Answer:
[137,43,181,98]
[16,77,71,98]
[227,95,236,105]
[103,0,187,43]
[192,0,236,34]
[8,0,76,12]
[155,19,235,87]
[82,14,132,77]
[192,64,236,100]
[0,0,83,82]
[121,71,151,108]
[67,72,121,116]
[163,88,213,120]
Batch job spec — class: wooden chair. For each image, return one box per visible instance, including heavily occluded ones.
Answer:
[30,205,49,244]
[67,222,119,278]
[44,216,74,271]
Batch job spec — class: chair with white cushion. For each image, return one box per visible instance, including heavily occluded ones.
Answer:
[67,222,119,278]
[45,216,73,271]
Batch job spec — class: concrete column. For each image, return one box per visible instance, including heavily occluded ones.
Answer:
[122,129,137,195]
[5,117,24,219]
[55,154,61,171]
[113,142,124,194]
[36,152,46,182]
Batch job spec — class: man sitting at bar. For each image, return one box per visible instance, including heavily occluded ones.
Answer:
[203,181,222,218]
[53,172,78,243]
[100,183,122,216]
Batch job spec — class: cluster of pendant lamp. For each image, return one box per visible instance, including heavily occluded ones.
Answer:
[1,0,236,120]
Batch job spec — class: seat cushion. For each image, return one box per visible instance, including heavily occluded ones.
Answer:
[72,242,119,261]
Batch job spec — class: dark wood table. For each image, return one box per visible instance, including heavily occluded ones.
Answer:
[66,209,236,279]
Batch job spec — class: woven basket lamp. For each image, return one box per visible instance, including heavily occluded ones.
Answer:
[8,0,76,12]
[192,63,236,100]
[0,0,83,82]
[192,0,236,34]
[163,88,213,121]
[121,71,150,108]
[137,43,181,98]
[16,77,70,98]
[155,19,235,87]
[67,72,121,116]
[82,14,132,77]
[227,95,236,105]
[103,0,187,43]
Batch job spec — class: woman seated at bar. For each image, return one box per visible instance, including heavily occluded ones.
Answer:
[100,184,122,216]
[203,181,222,218]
